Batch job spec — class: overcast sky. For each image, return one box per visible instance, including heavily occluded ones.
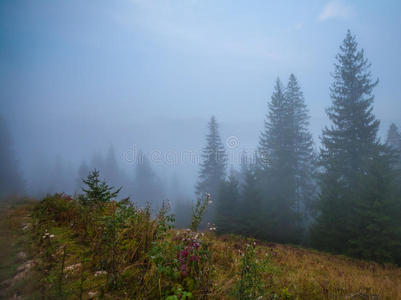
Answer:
[1,0,401,194]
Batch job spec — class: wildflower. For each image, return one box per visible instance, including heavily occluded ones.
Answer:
[190,255,200,262]
[49,234,55,239]
[208,223,216,231]
[180,264,188,277]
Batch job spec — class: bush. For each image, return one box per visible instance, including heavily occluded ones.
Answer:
[31,170,215,299]
[234,240,270,300]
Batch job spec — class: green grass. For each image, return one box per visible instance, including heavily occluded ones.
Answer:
[1,197,401,299]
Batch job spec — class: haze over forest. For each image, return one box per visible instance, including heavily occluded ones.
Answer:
[1,0,401,205]
[3,2,401,298]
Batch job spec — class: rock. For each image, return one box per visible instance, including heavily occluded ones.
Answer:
[94,270,107,277]
[65,263,82,273]
[17,251,27,260]
[16,260,34,273]
[88,291,98,298]
[0,278,13,289]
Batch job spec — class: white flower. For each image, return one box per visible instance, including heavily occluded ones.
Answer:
[94,270,107,277]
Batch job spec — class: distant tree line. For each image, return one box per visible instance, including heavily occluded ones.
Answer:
[0,126,166,209]
[195,30,401,265]
[0,116,25,198]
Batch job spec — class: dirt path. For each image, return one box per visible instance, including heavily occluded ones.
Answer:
[0,203,36,299]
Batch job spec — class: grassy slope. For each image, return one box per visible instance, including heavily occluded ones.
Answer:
[0,201,40,298]
[1,203,401,299]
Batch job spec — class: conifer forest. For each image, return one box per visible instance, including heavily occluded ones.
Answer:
[1,1,401,299]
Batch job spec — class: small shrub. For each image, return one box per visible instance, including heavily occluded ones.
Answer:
[190,194,211,232]
[79,169,121,209]
[30,171,216,299]
[234,240,270,300]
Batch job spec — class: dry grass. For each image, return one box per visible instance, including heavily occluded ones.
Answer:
[211,235,401,299]
[0,199,40,298]
[1,202,401,299]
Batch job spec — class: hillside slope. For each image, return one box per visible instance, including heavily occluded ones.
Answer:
[1,198,401,299]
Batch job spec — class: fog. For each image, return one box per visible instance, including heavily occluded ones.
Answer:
[1,0,401,205]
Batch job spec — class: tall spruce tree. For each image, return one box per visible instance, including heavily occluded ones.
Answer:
[133,152,165,208]
[196,116,227,198]
[239,158,265,238]
[348,151,401,263]
[257,76,314,242]
[260,78,300,242]
[104,145,121,187]
[386,123,401,173]
[258,78,288,171]
[76,160,90,193]
[285,74,316,227]
[215,168,241,234]
[312,31,401,263]
[196,116,227,226]
[386,123,401,152]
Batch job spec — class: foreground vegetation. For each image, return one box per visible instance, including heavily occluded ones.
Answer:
[1,174,401,299]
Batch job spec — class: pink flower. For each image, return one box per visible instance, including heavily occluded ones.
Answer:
[180,264,188,277]
[190,255,200,262]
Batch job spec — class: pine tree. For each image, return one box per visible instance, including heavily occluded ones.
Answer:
[257,78,293,236]
[386,123,401,152]
[80,169,121,208]
[285,74,316,228]
[258,78,288,171]
[239,159,265,239]
[195,116,227,227]
[196,116,227,199]
[76,160,90,193]
[312,31,401,262]
[0,116,25,198]
[257,76,315,243]
[261,78,300,242]
[215,168,241,234]
[48,155,75,195]
[133,151,165,208]
[386,123,401,175]
[104,145,120,187]
[348,150,401,263]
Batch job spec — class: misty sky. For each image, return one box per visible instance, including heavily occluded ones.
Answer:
[1,0,401,195]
